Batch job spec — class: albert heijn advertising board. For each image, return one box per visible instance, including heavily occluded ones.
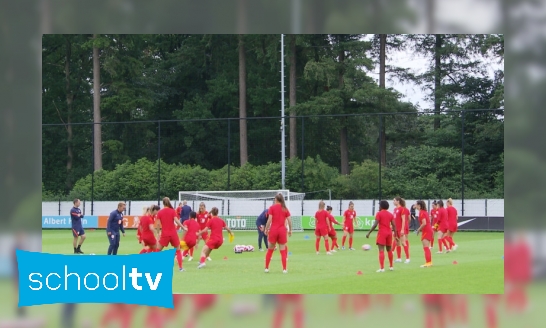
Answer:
[42,216,98,229]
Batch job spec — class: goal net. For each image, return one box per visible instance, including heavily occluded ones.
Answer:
[178,190,306,232]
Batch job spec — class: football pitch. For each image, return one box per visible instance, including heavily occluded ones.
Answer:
[41,230,504,294]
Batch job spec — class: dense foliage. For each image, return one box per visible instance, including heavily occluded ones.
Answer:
[42,34,503,200]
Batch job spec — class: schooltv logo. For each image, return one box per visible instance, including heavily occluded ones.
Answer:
[16,249,175,308]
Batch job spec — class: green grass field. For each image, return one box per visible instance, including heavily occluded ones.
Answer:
[41,229,503,294]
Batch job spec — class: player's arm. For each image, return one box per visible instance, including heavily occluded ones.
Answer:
[286,216,292,237]
[264,214,273,235]
[391,220,398,240]
[326,215,331,231]
[415,216,425,235]
[174,217,184,229]
[366,219,378,238]
[119,217,126,236]
[224,225,233,236]
[106,212,115,235]
[400,212,406,235]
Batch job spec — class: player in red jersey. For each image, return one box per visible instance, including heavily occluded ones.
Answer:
[194,202,212,261]
[430,201,439,249]
[196,207,233,269]
[264,193,292,273]
[414,200,433,267]
[326,205,341,251]
[422,294,446,328]
[436,200,450,253]
[138,205,160,253]
[445,198,458,251]
[366,200,397,272]
[156,197,185,272]
[393,197,410,263]
[314,200,332,255]
[341,201,356,250]
[272,294,305,328]
[181,211,200,260]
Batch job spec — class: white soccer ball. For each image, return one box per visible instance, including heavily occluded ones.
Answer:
[89,253,96,255]
[362,244,371,251]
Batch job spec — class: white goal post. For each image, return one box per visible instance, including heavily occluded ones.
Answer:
[178,190,306,231]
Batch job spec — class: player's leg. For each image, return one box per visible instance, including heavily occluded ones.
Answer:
[342,229,348,249]
[72,233,79,254]
[278,242,288,272]
[112,234,121,255]
[170,235,183,271]
[265,230,277,272]
[403,233,410,262]
[76,229,86,253]
[377,244,386,272]
[315,232,321,253]
[395,233,403,262]
[198,245,211,268]
[436,231,444,253]
[107,233,116,255]
[258,226,263,250]
[420,237,432,267]
[323,235,331,254]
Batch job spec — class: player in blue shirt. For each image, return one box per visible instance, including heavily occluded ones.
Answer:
[70,198,86,254]
[107,202,126,255]
[256,209,269,251]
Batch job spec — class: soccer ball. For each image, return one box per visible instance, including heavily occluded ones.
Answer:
[362,244,371,251]
[89,253,96,255]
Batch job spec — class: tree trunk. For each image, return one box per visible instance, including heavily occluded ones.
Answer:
[338,44,350,175]
[238,35,248,166]
[427,0,435,33]
[379,34,387,166]
[237,0,247,33]
[93,34,103,171]
[289,34,297,159]
[434,34,442,130]
[65,38,74,191]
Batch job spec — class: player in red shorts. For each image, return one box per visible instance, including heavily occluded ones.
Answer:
[138,205,160,253]
[414,200,434,267]
[436,200,450,253]
[314,200,332,255]
[430,201,439,249]
[181,211,200,260]
[196,207,233,269]
[156,197,185,272]
[273,294,304,328]
[341,201,356,250]
[366,200,397,272]
[326,205,341,251]
[194,202,212,261]
[445,198,458,251]
[393,197,410,263]
[264,193,292,273]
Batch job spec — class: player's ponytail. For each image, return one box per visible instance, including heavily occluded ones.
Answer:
[210,207,219,216]
[163,197,173,209]
[275,193,287,211]
[400,198,406,208]
[318,200,325,209]
[416,200,427,211]
[150,205,160,213]
[142,206,150,215]
[447,198,453,206]
[437,200,444,208]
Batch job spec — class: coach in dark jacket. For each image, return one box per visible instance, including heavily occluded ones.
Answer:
[107,202,126,255]
[256,209,269,251]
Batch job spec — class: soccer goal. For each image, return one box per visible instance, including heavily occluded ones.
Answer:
[178,190,306,232]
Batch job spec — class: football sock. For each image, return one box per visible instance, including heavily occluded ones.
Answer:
[280,249,288,270]
[265,249,274,269]
[139,248,147,254]
[325,239,330,252]
[175,250,183,269]
[342,236,346,246]
[294,308,304,328]
[315,239,320,252]
[349,237,353,248]
[388,250,394,267]
[404,240,410,259]
[438,238,443,252]
[379,250,385,269]
[424,247,432,263]
[396,245,402,259]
